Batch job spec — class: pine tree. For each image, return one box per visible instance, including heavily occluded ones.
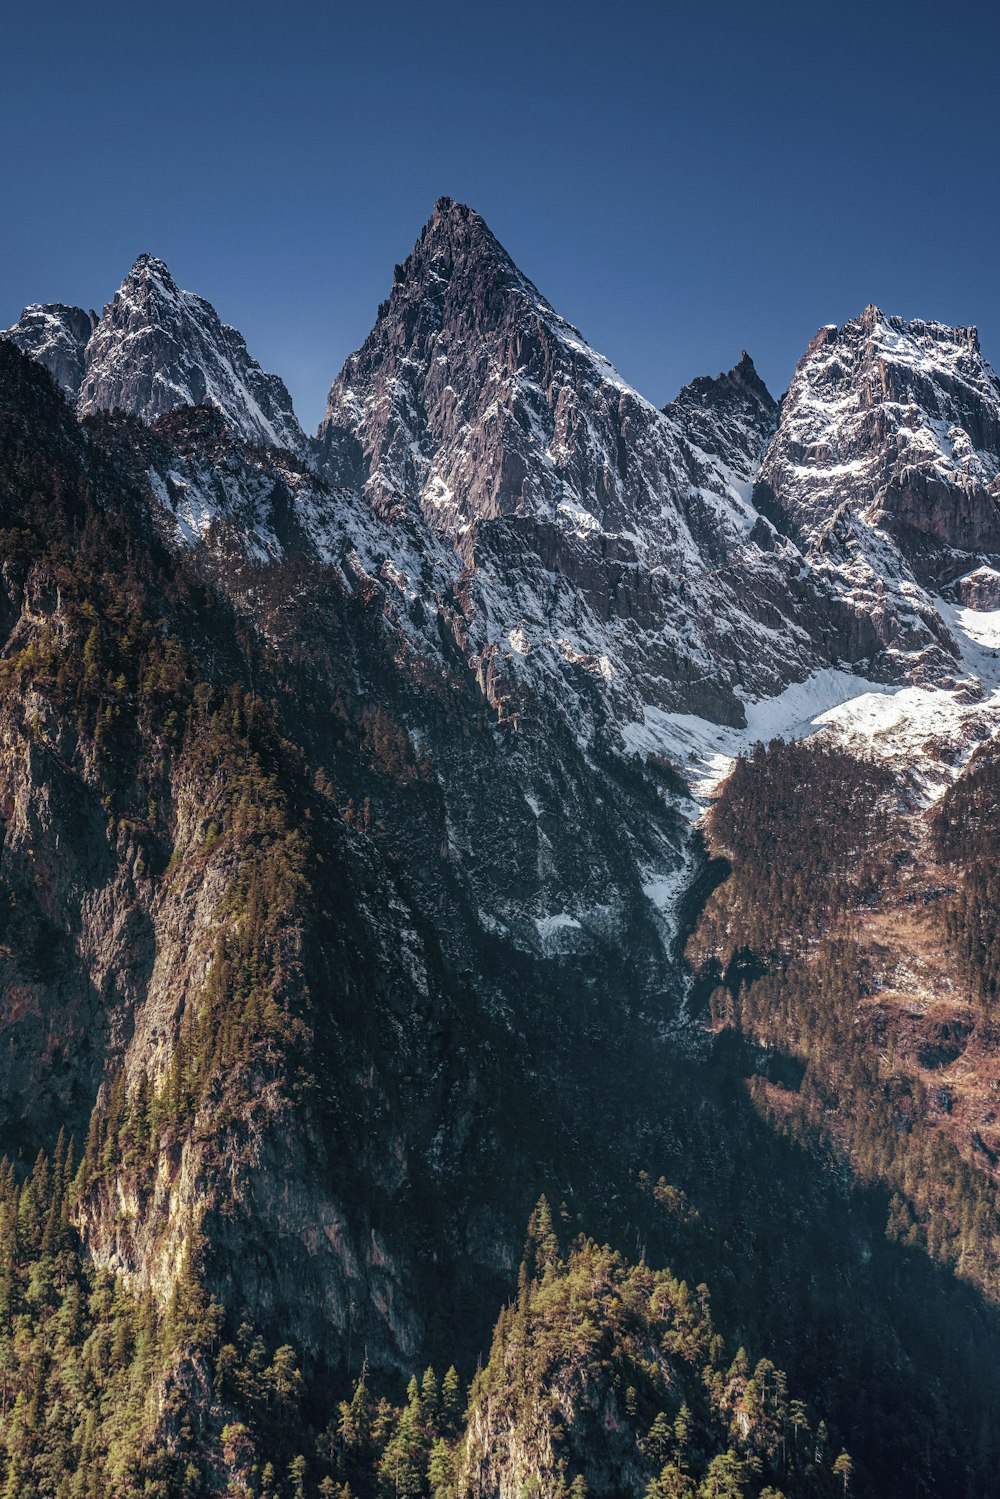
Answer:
[440,1366,462,1431]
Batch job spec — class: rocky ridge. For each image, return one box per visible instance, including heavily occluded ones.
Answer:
[4,254,307,455]
[5,201,1000,1495]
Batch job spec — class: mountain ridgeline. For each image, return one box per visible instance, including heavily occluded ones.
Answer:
[3,198,1000,1496]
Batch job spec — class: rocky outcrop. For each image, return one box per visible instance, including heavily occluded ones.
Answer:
[7,211,1000,1498]
[4,256,307,456]
[13,208,1000,749]
[317,198,765,567]
[0,339,698,1384]
[79,254,307,454]
[758,305,1000,575]
[2,302,96,398]
[315,201,841,727]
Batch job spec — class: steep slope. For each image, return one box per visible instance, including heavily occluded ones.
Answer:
[756,305,1000,680]
[318,198,859,730]
[7,209,1000,1497]
[4,255,307,455]
[79,253,307,454]
[0,340,695,1384]
[319,198,757,562]
[758,306,1000,569]
[664,348,778,523]
[1,300,96,398]
[640,309,1000,796]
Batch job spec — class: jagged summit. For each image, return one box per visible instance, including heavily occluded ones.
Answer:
[111,253,191,315]
[811,303,982,359]
[1,302,97,399]
[7,222,1000,741]
[123,251,174,283]
[3,254,307,456]
[314,201,827,727]
[759,303,1000,563]
[407,196,541,291]
[316,197,748,564]
[364,196,555,344]
[665,352,779,537]
[78,254,307,454]
[670,350,774,411]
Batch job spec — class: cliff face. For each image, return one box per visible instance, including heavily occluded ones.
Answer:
[4,255,307,455]
[5,204,1000,1496]
[315,199,817,726]
[318,198,756,559]
[0,301,96,398]
[0,339,694,1389]
[759,307,1000,564]
[754,305,1000,677]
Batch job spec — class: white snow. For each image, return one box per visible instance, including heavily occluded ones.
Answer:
[622,668,881,796]
[625,622,1000,806]
[75,255,308,456]
[534,913,582,938]
[954,605,1000,651]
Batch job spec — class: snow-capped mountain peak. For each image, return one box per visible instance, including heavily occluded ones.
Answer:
[317,198,763,579]
[10,214,1000,804]
[77,254,307,455]
[758,304,1000,563]
[3,255,307,457]
[1,302,97,399]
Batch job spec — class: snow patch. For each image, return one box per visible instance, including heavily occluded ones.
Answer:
[534,913,582,939]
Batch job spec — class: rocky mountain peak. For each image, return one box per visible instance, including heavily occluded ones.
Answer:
[1,302,97,399]
[124,251,175,286]
[3,255,307,457]
[668,350,776,423]
[665,352,778,526]
[76,256,307,455]
[406,195,533,291]
[732,347,773,395]
[749,303,1000,681]
[318,197,754,570]
[759,304,1000,560]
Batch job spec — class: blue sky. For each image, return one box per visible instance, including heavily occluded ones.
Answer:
[2,0,996,430]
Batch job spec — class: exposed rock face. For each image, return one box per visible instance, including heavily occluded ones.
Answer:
[753,306,1000,677]
[12,209,1000,751]
[7,206,1000,1497]
[311,204,1000,744]
[318,198,765,563]
[2,302,96,398]
[79,254,307,453]
[949,564,1000,609]
[665,348,778,518]
[4,207,1000,1365]
[0,338,695,1384]
[316,200,837,727]
[4,256,307,456]
[759,307,1000,565]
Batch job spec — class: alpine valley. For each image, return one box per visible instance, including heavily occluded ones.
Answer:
[3,198,1000,1499]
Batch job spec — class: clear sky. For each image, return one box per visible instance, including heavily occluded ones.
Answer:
[2,0,996,431]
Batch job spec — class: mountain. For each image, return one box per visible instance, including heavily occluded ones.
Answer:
[759,305,1000,570]
[318,197,762,559]
[314,201,1000,778]
[2,300,96,397]
[4,254,307,454]
[755,304,1000,679]
[3,202,1000,1497]
[318,198,842,729]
